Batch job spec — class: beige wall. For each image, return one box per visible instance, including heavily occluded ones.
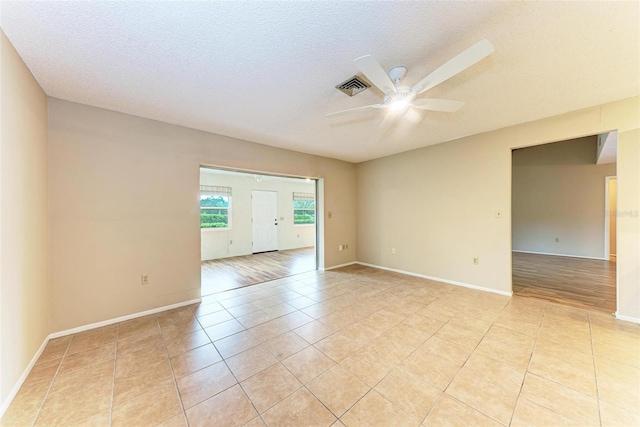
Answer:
[512,136,616,259]
[0,31,50,406]
[48,98,356,331]
[609,178,617,256]
[200,171,316,260]
[357,129,514,294]
[616,130,639,319]
[357,96,639,317]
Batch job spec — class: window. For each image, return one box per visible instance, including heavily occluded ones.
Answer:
[200,186,231,229]
[293,192,315,225]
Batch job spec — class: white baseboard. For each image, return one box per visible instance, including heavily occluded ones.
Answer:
[512,250,606,261]
[323,261,357,271]
[1,297,201,418]
[615,312,640,324]
[356,262,512,297]
[49,298,201,339]
[0,337,49,418]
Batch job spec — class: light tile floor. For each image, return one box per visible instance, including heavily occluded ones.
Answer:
[2,265,639,426]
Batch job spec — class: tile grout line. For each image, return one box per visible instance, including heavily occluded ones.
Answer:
[232,281,364,423]
[23,270,624,422]
[253,313,315,421]
[301,383,342,423]
[345,286,488,423]
[157,315,190,427]
[233,299,316,417]
[108,325,120,427]
[213,333,262,424]
[506,300,548,426]
[308,289,447,424]
[427,291,527,425]
[282,285,364,423]
[230,276,506,426]
[12,268,624,424]
[414,305,469,426]
[588,312,603,427]
[232,359,269,425]
[430,300,505,426]
[513,306,605,423]
[191,303,264,424]
[30,337,73,427]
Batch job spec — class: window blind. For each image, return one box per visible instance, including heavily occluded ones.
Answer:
[293,192,314,201]
[200,185,232,197]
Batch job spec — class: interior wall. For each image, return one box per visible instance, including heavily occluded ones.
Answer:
[511,136,616,259]
[616,129,639,319]
[0,31,50,407]
[200,171,315,261]
[48,98,356,332]
[357,96,639,316]
[609,178,617,256]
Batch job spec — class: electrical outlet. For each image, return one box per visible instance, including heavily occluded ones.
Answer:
[345,244,349,250]
[141,274,150,285]
[555,237,560,242]
[229,240,233,245]
[391,248,396,254]
[473,257,479,265]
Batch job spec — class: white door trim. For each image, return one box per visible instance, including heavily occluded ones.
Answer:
[604,176,616,261]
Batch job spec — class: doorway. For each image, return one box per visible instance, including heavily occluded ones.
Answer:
[252,190,279,253]
[511,135,617,312]
[199,167,318,295]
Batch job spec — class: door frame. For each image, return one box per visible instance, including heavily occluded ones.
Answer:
[199,164,321,271]
[604,176,617,262]
[509,130,619,315]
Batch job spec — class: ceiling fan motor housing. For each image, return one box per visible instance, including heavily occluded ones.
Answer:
[388,66,408,83]
[384,87,414,106]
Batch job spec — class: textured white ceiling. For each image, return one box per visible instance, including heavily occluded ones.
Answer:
[1,2,638,163]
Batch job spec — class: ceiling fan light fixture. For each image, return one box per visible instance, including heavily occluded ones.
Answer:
[389,99,410,111]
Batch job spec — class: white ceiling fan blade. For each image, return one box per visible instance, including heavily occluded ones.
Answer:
[325,104,387,117]
[412,98,465,112]
[354,55,397,95]
[412,39,495,95]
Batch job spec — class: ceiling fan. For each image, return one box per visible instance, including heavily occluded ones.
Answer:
[327,39,495,118]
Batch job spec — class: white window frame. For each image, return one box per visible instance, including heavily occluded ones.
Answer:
[293,192,316,227]
[200,186,232,231]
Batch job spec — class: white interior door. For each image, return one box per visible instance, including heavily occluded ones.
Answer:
[252,190,278,253]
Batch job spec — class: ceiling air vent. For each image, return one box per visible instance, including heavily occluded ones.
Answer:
[335,75,371,97]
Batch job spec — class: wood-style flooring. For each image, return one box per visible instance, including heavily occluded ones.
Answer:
[202,247,316,295]
[512,252,616,313]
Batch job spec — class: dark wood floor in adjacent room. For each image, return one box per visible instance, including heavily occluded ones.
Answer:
[512,252,616,313]
[202,247,316,295]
